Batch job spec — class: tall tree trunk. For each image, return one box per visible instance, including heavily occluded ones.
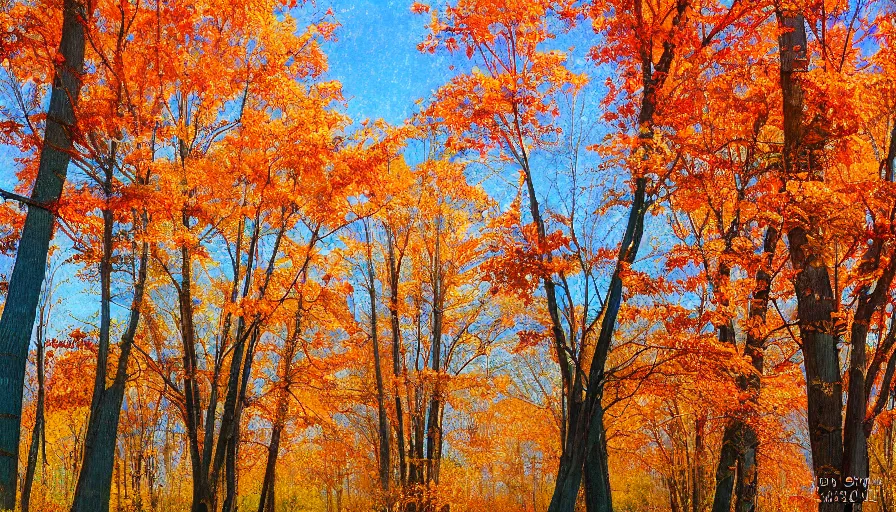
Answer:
[732,230,777,512]
[71,157,114,511]
[70,226,150,512]
[257,423,281,512]
[842,232,896,511]
[582,174,649,512]
[366,222,391,496]
[21,289,48,512]
[552,3,687,510]
[712,224,778,512]
[426,221,444,491]
[387,229,408,488]
[198,214,246,506]
[257,310,302,512]
[179,234,213,512]
[777,12,842,512]
[220,224,287,512]
[712,424,739,512]
[583,404,614,512]
[411,378,426,511]
[693,415,705,512]
[221,325,259,512]
[787,156,842,512]
[844,121,896,512]
[517,114,578,512]
[210,218,260,502]
[0,0,87,506]
[710,255,739,512]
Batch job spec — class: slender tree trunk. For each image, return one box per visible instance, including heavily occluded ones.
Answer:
[70,232,149,512]
[426,222,444,493]
[70,155,115,511]
[710,255,739,512]
[693,415,705,512]
[257,422,281,512]
[733,229,778,512]
[211,218,259,499]
[220,225,286,512]
[366,224,391,496]
[555,3,687,510]
[843,304,871,511]
[114,455,121,512]
[222,327,258,512]
[133,449,143,512]
[178,232,213,512]
[387,230,408,488]
[406,302,427,512]
[842,243,896,511]
[842,122,896,512]
[21,306,46,512]
[667,475,682,512]
[257,310,301,512]
[412,394,426,510]
[580,171,649,512]
[222,314,260,512]
[0,0,87,506]
[518,125,578,512]
[712,224,778,512]
[197,216,244,507]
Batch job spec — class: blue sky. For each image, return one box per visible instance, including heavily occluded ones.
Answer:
[320,0,600,124]
[323,0,450,125]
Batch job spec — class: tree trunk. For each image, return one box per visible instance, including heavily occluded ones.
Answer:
[426,222,444,492]
[517,115,579,512]
[583,404,613,512]
[197,216,245,507]
[257,423,281,512]
[554,2,688,509]
[711,222,778,512]
[693,416,705,512]
[222,326,259,512]
[842,241,896,510]
[734,424,759,512]
[70,158,115,510]
[210,217,259,505]
[366,223,391,495]
[70,227,149,512]
[21,299,47,512]
[734,227,778,512]
[789,215,842,512]
[211,219,259,506]
[843,121,896,512]
[710,256,738,512]
[387,229,408,487]
[579,172,649,512]
[712,424,739,512]
[258,309,302,512]
[777,13,842,512]
[0,0,87,506]
[221,225,286,512]
[177,231,213,512]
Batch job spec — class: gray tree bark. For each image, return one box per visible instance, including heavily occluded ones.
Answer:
[0,0,88,506]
